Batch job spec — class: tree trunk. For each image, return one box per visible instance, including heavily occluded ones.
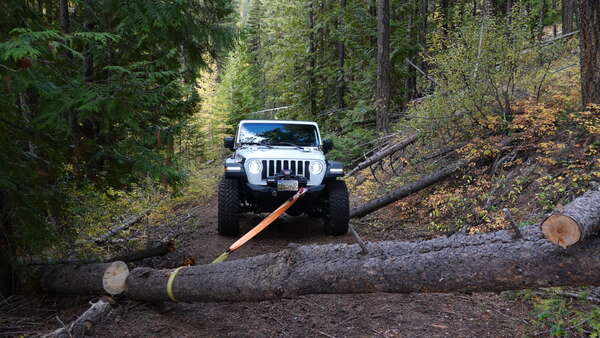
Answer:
[346,134,418,176]
[562,0,574,34]
[41,261,128,296]
[541,188,600,248]
[59,0,69,34]
[336,0,346,109]
[308,0,317,116]
[125,225,600,303]
[404,2,416,100]
[83,0,94,83]
[350,159,466,218]
[376,0,391,134]
[45,300,112,338]
[579,0,600,106]
[552,0,557,37]
[538,0,546,40]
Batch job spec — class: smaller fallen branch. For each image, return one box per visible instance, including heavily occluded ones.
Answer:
[503,208,522,239]
[90,208,153,244]
[415,142,467,164]
[348,224,368,254]
[110,241,175,262]
[347,134,419,176]
[556,291,600,304]
[541,188,600,248]
[45,299,112,338]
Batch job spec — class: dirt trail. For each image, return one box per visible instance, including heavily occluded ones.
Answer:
[86,197,536,337]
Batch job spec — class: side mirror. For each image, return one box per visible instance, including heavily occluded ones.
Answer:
[322,139,333,154]
[224,137,235,150]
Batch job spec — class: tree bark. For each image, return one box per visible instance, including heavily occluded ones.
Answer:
[350,159,466,218]
[562,0,574,34]
[404,1,418,100]
[552,0,557,37]
[538,0,546,40]
[541,188,600,248]
[376,0,391,134]
[579,0,600,106]
[41,261,128,296]
[336,0,346,109]
[125,225,600,303]
[45,300,112,338]
[59,0,69,34]
[346,134,419,176]
[308,0,317,116]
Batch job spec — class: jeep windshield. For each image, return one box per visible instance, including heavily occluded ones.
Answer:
[237,123,319,147]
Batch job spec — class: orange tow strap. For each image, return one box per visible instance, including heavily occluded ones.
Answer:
[212,187,307,263]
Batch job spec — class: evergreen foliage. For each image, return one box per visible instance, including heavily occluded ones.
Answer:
[0,0,233,253]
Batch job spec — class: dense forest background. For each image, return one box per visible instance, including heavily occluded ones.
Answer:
[1,0,600,335]
[1,0,600,321]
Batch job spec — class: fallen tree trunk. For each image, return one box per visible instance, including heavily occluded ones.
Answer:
[125,225,600,303]
[541,188,600,248]
[350,137,516,219]
[42,261,128,296]
[45,299,112,338]
[350,160,466,218]
[110,241,175,262]
[21,241,175,266]
[346,134,419,176]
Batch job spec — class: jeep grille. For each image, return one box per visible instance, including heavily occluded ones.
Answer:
[261,160,310,180]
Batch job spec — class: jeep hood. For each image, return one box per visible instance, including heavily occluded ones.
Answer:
[235,146,325,161]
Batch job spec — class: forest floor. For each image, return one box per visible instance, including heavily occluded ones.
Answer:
[5,177,542,338]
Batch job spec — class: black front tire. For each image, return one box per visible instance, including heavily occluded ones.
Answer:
[218,178,241,236]
[324,180,349,235]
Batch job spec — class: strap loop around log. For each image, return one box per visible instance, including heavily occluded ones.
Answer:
[166,266,185,302]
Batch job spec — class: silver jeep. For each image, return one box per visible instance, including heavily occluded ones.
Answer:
[218,120,349,236]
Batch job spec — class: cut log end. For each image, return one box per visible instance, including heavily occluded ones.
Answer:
[102,261,129,295]
[541,214,581,249]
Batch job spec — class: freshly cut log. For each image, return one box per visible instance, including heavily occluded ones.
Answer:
[125,225,600,303]
[346,134,419,176]
[42,261,129,296]
[45,299,112,338]
[541,188,600,248]
[350,160,466,218]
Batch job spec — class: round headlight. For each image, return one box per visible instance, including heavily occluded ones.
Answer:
[247,159,262,175]
[309,161,323,175]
